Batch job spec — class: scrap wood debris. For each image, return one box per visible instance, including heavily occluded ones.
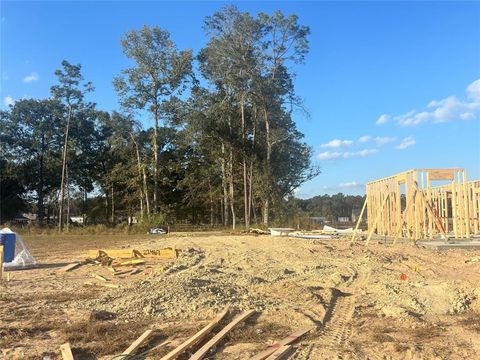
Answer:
[249,326,314,360]
[87,247,179,260]
[58,247,180,278]
[60,342,74,360]
[249,228,270,235]
[159,307,230,360]
[109,308,310,360]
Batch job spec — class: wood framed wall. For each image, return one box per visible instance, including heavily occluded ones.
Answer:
[360,168,479,241]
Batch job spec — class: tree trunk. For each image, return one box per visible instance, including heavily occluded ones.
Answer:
[38,152,44,226]
[153,104,159,213]
[263,107,272,227]
[221,142,229,226]
[58,104,72,231]
[104,188,109,223]
[142,165,150,218]
[208,179,214,226]
[111,183,114,224]
[66,163,70,231]
[229,146,236,230]
[83,189,88,225]
[248,106,257,226]
[131,133,144,221]
[241,101,249,230]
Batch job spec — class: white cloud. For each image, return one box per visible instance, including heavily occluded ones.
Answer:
[374,136,395,146]
[23,72,39,83]
[318,148,379,161]
[320,139,353,149]
[358,135,371,143]
[318,151,343,160]
[343,149,378,158]
[376,114,390,125]
[3,96,14,106]
[396,136,416,150]
[338,181,364,189]
[393,79,480,126]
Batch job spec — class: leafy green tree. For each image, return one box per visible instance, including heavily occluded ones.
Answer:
[114,25,193,213]
[1,99,65,224]
[200,6,263,229]
[51,60,94,230]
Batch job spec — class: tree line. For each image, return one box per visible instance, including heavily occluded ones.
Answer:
[0,6,319,230]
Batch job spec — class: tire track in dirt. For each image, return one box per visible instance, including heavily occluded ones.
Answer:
[294,264,376,360]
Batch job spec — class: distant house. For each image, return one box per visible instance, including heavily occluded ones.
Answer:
[351,207,361,223]
[310,216,327,224]
[70,216,84,224]
[128,216,138,225]
[338,216,350,223]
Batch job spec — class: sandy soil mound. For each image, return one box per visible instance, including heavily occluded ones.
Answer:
[89,248,282,319]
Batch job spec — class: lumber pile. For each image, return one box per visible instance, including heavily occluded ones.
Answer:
[249,228,270,235]
[87,246,179,260]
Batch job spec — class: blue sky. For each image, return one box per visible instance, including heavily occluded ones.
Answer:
[1,1,479,198]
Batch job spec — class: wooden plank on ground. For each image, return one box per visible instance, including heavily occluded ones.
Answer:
[122,329,154,355]
[61,262,82,272]
[92,274,108,282]
[113,269,134,276]
[87,249,136,259]
[249,327,314,360]
[140,247,178,259]
[87,248,178,259]
[130,268,142,275]
[189,310,255,360]
[119,259,146,266]
[60,342,75,360]
[102,283,119,289]
[160,307,229,360]
[265,345,293,360]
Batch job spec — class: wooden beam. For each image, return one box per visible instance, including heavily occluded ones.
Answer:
[350,197,367,243]
[160,307,229,360]
[122,329,154,356]
[60,342,75,360]
[92,274,108,282]
[265,345,293,360]
[412,182,447,239]
[87,249,136,259]
[393,185,417,244]
[87,248,178,260]
[189,310,255,360]
[365,191,390,245]
[61,262,82,272]
[249,327,314,360]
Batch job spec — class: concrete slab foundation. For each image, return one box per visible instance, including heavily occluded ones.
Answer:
[419,240,480,250]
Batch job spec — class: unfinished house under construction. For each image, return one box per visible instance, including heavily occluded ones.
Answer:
[355,168,480,243]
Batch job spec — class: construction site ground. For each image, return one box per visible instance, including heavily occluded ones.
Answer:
[1,232,480,360]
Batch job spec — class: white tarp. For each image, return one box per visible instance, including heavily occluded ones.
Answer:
[323,225,355,234]
[1,228,37,269]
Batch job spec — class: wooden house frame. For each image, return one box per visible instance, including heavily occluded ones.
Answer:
[351,169,480,244]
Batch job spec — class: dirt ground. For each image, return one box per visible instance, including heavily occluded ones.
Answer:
[1,232,480,360]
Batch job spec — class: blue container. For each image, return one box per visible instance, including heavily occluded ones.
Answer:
[0,233,16,262]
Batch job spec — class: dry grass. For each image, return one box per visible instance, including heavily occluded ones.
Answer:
[459,312,480,333]
[0,308,62,348]
[228,320,292,343]
[61,319,154,356]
